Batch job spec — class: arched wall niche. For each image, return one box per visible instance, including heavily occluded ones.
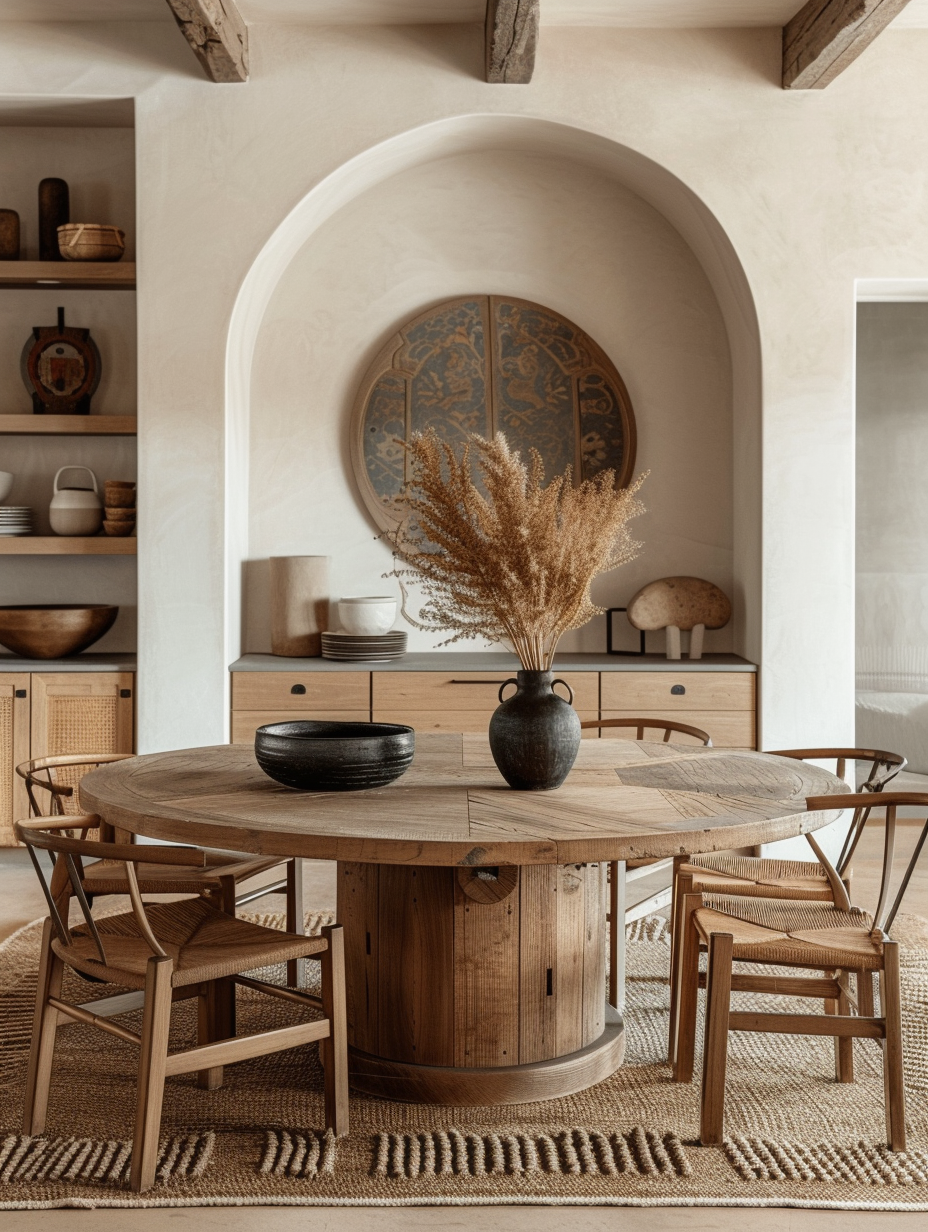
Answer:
[225,115,761,715]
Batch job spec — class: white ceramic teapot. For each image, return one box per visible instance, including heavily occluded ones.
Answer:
[49,465,103,536]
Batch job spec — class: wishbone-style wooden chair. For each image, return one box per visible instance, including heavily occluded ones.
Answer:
[666,747,906,1060]
[16,813,348,1193]
[579,717,713,1010]
[671,791,928,1150]
[17,754,308,983]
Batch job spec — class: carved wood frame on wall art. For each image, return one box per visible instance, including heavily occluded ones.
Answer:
[349,295,638,534]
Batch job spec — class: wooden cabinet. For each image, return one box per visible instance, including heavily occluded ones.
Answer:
[0,675,31,847]
[230,666,757,751]
[372,671,600,736]
[0,671,135,846]
[599,670,755,748]
[230,670,370,744]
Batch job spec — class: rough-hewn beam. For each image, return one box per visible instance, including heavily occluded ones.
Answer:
[165,0,248,83]
[783,0,911,89]
[485,0,539,84]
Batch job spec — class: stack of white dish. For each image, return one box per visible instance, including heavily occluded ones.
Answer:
[0,507,34,536]
[321,631,407,661]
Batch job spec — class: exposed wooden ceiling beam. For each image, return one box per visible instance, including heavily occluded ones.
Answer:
[165,0,248,83]
[485,0,539,84]
[783,0,912,89]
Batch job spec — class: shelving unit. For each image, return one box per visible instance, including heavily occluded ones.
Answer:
[0,415,136,436]
[0,261,136,291]
[0,537,135,555]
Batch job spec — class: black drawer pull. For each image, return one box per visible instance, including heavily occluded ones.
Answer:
[120,689,132,698]
[449,679,509,685]
[14,689,26,698]
[670,684,685,696]
[290,684,307,695]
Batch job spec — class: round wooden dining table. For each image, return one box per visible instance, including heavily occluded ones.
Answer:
[80,733,843,1107]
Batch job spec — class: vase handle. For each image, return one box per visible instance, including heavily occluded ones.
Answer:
[552,678,574,705]
[498,678,519,703]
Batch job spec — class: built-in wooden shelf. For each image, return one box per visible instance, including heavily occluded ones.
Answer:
[0,537,136,555]
[0,262,136,290]
[0,415,136,436]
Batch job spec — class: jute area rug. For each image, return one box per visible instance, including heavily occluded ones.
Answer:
[0,910,926,1211]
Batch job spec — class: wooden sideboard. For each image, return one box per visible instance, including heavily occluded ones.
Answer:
[230,653,757,750]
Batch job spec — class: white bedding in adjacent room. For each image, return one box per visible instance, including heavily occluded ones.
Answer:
[856,690,928,774]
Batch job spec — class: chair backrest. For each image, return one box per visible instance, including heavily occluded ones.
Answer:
[16,754,133,819]
[580,717,712,746]
[768,748,906,874]
[15,814,205,968]
[804,792,928,934]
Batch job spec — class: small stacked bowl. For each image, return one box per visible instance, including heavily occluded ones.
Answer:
[104,480,135,536]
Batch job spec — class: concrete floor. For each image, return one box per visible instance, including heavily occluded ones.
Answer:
[1,826,926,1230]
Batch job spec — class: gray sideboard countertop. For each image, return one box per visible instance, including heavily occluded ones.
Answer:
[230,652,756,673]
[0,653,137,672]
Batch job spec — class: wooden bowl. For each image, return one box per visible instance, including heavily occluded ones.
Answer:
[103,520,134,536]
[104,488,135,508]
[0,605,118,658]
[104,507,135,521]
[255,720,415,792]
[57,224,125,262]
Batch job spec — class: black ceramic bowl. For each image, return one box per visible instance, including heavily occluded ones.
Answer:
[254,720,415,792]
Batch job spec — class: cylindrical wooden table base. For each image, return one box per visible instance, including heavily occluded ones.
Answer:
[337,859,624,1104]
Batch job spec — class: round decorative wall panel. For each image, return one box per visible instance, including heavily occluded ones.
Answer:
[350,296,637,531]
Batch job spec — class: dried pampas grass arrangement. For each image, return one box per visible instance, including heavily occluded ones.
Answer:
[386,431,646,671]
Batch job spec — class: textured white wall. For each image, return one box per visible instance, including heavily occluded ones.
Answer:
[245,149,733,655]
[2,22,927,751]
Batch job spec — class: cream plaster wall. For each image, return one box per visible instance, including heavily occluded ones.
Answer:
[1,21,927,753]
[245,149,733,655]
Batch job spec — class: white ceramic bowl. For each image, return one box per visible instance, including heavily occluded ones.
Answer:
[338,596,397,636]
[0,472,12,504]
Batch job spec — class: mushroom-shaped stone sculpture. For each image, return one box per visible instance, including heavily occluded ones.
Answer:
[626,576,731,660]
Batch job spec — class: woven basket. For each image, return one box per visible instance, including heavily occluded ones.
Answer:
[57,223,125,262]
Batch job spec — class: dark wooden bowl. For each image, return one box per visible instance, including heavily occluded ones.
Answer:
[255,720,415,792]
[0,605,118,658]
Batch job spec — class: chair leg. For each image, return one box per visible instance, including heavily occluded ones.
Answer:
[22,918,64,1135]
[700,931,733,1145]
[667,860,687,1063]
[672,891,702,1083]
[881,942,906,1152]
[835,972,854,1083]
[130,956,173,1194]
[608,860,626,1012]
[286,858,305,987]
[320,924,349,1137]
[858,968,875,1018]
[197,975,235,1090]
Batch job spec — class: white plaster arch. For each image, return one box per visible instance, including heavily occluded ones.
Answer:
[223,112,762,727]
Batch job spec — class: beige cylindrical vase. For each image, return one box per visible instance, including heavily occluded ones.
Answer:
[269,556,330,657]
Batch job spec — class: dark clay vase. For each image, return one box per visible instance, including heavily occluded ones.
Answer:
[488,670,581,790]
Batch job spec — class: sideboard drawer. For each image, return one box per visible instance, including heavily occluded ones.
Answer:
[600,671,754,713]
[600,709,755,749]
[231,709,371,744]
[373,709,600,736]
[232,671,370,712]
[372,671,598,713]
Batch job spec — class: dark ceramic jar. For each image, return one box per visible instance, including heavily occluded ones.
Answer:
[488,670,581,790]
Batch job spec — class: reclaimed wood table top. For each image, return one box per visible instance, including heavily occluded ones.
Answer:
[79,734,844,867]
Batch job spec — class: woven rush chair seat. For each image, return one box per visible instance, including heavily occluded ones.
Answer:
[680,853,835,901]
[78,850,285,898]
[693,894,881,971]
[57,896,328,988]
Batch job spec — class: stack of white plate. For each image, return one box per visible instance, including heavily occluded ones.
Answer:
[0,507,33,536]
[321,630,407,661]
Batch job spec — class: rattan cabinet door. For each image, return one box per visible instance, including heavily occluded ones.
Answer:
[0,675,31,847]
[30,674,134,769]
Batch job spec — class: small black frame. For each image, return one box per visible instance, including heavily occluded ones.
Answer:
[606,607,647,656]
